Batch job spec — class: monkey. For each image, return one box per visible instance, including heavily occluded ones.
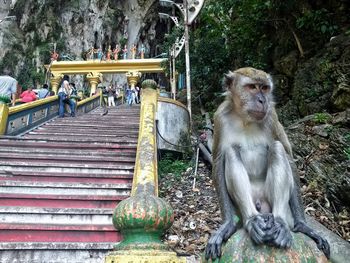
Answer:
[205,67,330,260]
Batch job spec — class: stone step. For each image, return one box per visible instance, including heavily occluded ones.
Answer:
[0,181,130,196]
[28,129,139,136]
[24,133,139,140]
[0,170,133,179]
[0,159,134,172]
[0,152,136,165]
[0,224,120,243]
[0,206,113,225]
[0,193,126,209]
[0,171,132,185]
[0,180,131,189]
[0,164,133,175]
[45,119,140,125]
[0,242,113,263]
[0,146,136,157]
[20,135,138,144]
[0,140,137,151]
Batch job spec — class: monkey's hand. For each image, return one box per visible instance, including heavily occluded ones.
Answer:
[271,216,292,249]
[205,220,236,260]
[293,221,330,259]
[246,214,277,245]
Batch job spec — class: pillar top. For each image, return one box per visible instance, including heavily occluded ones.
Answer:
[141,79,158,90]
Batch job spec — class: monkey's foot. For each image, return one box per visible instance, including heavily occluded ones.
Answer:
[247,214,277,245]
[294,221,330,259]
[205,220,236,260]
[272,216,292,248]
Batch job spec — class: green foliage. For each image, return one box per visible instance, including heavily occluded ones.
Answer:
[0,95,11,104]
[160,0,344,111]
[344,147,350,160]
[344,133,350,160]
[345,133,350,142]
[296,9,339,39]
[313,113,331,124]
[158,154,192,180]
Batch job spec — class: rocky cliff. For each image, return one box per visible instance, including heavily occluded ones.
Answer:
[0,0,167,88]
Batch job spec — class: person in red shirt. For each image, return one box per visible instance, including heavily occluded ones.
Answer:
[20,86,37,103]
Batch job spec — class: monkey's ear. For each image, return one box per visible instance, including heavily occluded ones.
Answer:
[223,71,235,90]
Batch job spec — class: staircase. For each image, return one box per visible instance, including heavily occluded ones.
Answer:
[0,105,140,263]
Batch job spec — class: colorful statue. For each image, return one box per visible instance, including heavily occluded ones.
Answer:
[122,45,128,60]
[113,44,120,60]
[88,47,95,60]
[97,46,103,60]
[106,45,112,60]
[51,51,59,61]
[140,44,145,59]
[130,44,137,59]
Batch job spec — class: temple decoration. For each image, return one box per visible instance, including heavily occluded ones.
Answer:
[50,73,63,94]
[126,71,141,89]
[86,72,102,96]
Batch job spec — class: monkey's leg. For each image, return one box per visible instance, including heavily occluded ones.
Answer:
[224,146,274,245]
[265,141,293,248]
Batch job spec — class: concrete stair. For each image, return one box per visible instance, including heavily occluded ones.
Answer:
[0,105,140,263]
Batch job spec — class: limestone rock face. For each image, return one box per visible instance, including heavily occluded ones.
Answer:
[291,35,350,117]
[219,229,328,263]
[0,0,167,87]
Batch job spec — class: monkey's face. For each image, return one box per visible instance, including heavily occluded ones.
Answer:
[243,80,271,121]
[236,76,272,122]
[225,67,273,122]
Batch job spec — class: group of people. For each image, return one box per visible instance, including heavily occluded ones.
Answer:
[103,84,140,107]
[105,85,120,107]
[0,75,54,106]
[125,85,140,106]
[19,84,53,103]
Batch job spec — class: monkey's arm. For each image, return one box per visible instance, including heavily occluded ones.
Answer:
[289,160,330,258]
[205,152,237,260]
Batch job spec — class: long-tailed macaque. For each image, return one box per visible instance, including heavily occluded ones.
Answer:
[205,67,330,260]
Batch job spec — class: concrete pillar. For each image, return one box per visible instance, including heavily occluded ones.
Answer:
[87,72,102,97]
[0,103,9,135]
[126,71,142,89]
[50,73,63,95]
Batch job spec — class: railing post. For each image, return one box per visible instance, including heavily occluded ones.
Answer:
[105,80,185,263]
[0,103,9,135]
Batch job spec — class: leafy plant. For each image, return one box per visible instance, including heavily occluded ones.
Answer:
[158,154,192,180]
[344,147,350,160]
[296,9,339,39]
[0,95,11,104]
[313,113,331,124]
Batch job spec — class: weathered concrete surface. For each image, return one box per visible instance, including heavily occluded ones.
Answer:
[157,98,190,153]
[307,216,350,263]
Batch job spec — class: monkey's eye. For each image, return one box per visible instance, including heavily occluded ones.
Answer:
[261,85,270,92]
[246,84,256,90]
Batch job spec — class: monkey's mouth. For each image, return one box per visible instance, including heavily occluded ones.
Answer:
[248,110,266,120]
